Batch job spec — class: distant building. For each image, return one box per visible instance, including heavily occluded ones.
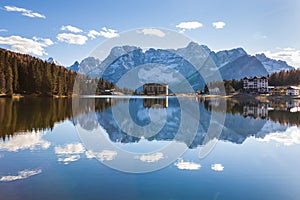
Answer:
[243,76,268,93]
[97,89,115,95]
[143,83,168,96]
[269,86,286,95]
[286,86,300,96]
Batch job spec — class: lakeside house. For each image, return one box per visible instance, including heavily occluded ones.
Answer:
[269,86,286,95]
[143,83,168,96]
[268,86,300,96]
[97,89,115,95]
[286,86,300,96]
[243,76,268,93]
[243,76,300,96]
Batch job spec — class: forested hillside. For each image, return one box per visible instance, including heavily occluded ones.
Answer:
[0,48,78,96]
[269,69,300,86]
[0,48,115,96]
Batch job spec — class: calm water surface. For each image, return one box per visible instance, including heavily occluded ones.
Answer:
[0,97,300,200]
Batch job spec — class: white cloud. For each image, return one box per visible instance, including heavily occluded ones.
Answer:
[0,35,53,56]
[140,28,166,38]
[0,29,8,32]
[32,36,54,46]
[54,143,85,155]
[61,25,83,33]
[57,33,88,45]
[85,150,117,161]
[257,126,300,146]
[87,30,101,39]
[174,160,201,170]
[176,21,203,32]
[212,21,226,29]
[0,169,42,182]
[259,47,300,68]
[88,27,119,39]
[0,131,51,152]
[211,163,224,171]
[4,5,45,19]
[136,152,164,163]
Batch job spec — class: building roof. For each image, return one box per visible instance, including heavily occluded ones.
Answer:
[243,76,268,81]
[144,83,168,86]
[287,86,300,90]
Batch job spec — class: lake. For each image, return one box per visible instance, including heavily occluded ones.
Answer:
[1,96,300,200]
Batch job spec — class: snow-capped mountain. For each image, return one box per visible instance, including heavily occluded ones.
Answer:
[214,48,247,68]
[66,42,294,88]
[255,53,293,74]
[67,61,80,72]
[67,57,101,74]
[78,57,101,74]
[46,57,61,65]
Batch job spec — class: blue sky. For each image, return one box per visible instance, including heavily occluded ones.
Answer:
[0,0,300,67]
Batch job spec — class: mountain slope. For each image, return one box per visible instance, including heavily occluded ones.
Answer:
[219,55,268,80]
[255,53,293,74]
[67,61,80,72]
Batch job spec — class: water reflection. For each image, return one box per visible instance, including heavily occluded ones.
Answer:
[1,97,300,147]
[1,97,300,199]
[0,131,50,152]
[143,97,168,108]
[0,169,42,182]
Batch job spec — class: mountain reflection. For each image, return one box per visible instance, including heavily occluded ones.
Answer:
[1,97,300,147]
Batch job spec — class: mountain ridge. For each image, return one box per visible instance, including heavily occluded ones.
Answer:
[68,42,294,84]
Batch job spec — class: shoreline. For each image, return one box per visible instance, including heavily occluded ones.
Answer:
[1,93,299,100]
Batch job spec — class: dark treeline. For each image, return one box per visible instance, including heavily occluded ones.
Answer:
[268,110,300,126]
[202,79,244,94]
[269,69,300,86]
[0,48,115,96]
[0,97,119,140]
[0,98,73,139]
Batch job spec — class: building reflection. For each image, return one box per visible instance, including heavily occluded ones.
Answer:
[243,103,269,119]
[143,97,168,108]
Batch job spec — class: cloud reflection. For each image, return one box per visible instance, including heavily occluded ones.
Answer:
[0,169,42,182]
[85,150,117,161]
[211,164,224,171]
[57,155,81,164]
[257,126,300,146]
[54,143,85,155]
[0,131,50,152]
[135,152,164,163]
[174,160,201,170]
[54,143,85,164]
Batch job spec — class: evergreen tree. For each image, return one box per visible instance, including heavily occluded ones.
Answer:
[5,65,13,96]
[0,62,6,94]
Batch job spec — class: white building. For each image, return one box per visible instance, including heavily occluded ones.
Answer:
[286,86,300,96]
[243,76,268,93]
